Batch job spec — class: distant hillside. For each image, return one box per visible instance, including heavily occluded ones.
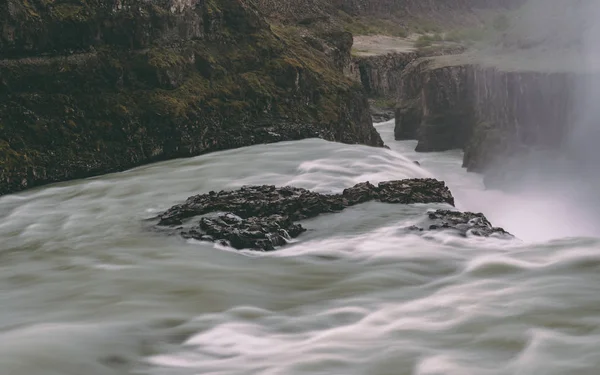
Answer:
[255,0,525,35]
[494,0,595,53]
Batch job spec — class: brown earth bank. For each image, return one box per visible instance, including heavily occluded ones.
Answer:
[0,0,385,196]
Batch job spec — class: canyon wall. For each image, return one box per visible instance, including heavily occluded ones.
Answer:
[347,52,419,98]
[393,0,599,187]
[0,0,383,196]
[395,55,581,183]
[465,66,576,174]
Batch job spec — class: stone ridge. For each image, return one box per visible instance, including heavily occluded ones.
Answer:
[154,178,458,250]
[157,179,455,226]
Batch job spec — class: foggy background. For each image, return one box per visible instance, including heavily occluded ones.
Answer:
[475,0,600,238]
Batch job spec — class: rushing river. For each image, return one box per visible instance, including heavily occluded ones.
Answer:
[1,121,600,375]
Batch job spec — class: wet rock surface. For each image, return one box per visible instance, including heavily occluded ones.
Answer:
[408,210,512,238]
[370,105,396,123]
[156,178,456,250]
[182,213,306,251]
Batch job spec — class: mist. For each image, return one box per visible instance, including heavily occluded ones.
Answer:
[478,0,600,239]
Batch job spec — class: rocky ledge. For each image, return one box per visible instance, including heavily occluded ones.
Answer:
[154,178,511,250]
[407,210,511,238]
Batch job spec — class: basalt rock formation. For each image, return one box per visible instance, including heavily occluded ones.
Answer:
[394,57,474,151]
[407,209,512,238]
[395,55,576,174]
[154,178,511,250]
[0,0,384,196]
[393,0,600,188]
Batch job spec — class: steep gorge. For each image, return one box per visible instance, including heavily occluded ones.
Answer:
[395,56,575,167]
[394,0,598,188]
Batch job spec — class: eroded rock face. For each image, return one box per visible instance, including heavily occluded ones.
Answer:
[394,55,579,186]
[394,58,473,151]
[155,178,456,250]
[348,52,419,99]
[0,0,384,196]
[370,105,395,123]
[407,210,512,238]
[183,213,306,251]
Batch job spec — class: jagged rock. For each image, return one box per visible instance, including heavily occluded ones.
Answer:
[341,181,378,205]
[182,213,306,251]
[158,185,347,226]
[377,180,454,204]
[155,178,455,250]
[407,209,512,238]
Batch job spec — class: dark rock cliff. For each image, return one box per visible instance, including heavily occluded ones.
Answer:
[392,0,600,190]
[464,66,575,174]
[0,0,384,196]
[394,57,473,151]
[348,45,465,101]
[348,52,419,99]
[394,55,581,185]
[393,0,597,187]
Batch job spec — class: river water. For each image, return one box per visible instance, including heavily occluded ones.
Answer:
[1,121,599,375]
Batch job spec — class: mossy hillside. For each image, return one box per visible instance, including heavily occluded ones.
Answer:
[0,0,382,195]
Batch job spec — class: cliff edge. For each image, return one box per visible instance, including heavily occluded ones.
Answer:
[0,0,384,195]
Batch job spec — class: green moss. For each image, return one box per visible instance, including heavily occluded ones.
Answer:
[0,139,26,169]
[408,19,442,34]
[371,97,396,109]
[240,72,275,96]
[205,0,222,16]
[351,48,368,56]
[443,28,485,44]
[337,11,408,37]
[147,48,186,69]
[21,0,41,18]
[52,3,87,21]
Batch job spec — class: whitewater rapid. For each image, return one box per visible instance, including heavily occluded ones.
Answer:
[1,120,599,375]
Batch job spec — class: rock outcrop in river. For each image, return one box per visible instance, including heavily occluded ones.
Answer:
[0,0,384,196]
[155,178,511,250]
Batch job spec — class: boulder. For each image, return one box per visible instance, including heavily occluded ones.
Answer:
[407,210,512,238]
